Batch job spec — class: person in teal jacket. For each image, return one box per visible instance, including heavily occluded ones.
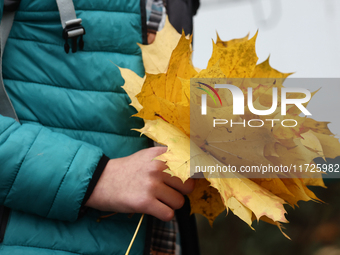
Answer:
[0,0,198,254]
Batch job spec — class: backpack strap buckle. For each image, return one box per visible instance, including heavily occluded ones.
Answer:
[62,18,85,54]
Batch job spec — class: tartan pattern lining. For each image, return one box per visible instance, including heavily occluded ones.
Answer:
[150,217,179,255]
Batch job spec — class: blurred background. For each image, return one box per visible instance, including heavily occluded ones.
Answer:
[195,182,340,255]
[191,1,340,254]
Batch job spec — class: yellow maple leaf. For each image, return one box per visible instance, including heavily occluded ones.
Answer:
[302,118,333,135]
[251,56,293,85]
[312,131,340,159]
[136,118,191,182]
[119,17,340,236]
[208,172,288,226]
[187,178,225,226]
[119,67,144,111]
[207,32,258,78]
[216,32,249,48]
[202,126,278,170]
[133,31,196,136]
[138,17,181,74]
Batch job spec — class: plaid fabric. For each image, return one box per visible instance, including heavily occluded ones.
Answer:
[150,217,181,255]
[145,0,166,33]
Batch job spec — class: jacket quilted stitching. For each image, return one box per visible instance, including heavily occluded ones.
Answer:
[0,0,149,254]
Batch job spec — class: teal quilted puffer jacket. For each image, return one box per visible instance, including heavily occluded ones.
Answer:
[0,0,150,254]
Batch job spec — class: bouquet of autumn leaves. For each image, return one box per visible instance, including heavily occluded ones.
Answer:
[119,19,340,237]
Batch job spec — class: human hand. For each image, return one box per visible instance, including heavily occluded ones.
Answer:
[85,147,195,221]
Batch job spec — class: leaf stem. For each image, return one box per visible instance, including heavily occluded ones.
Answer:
[125,213,145,255]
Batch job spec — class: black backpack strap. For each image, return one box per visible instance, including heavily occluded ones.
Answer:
[3,0,21,12]
[0,0,19,121]
[175,196,200,255]
[0,1,21,243]
[165,0,200,35]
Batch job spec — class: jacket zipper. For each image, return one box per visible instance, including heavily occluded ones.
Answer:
[0,206,10,243]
